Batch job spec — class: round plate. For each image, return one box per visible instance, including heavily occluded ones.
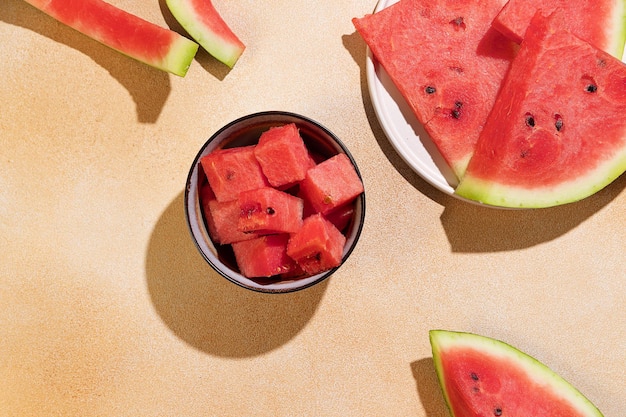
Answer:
[366,0,460,197]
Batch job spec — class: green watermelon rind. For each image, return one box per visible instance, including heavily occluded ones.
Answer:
[610,0,626,58]
[455,147,626,208]
[429,330,604,417]
[165,0,245,68]
[150,36,199,77]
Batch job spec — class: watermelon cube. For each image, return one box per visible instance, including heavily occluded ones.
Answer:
[299,153,364,215]
[232,234,297,277]
[200,145,268,202]
[204,199,255,245]
[253,123,316,188]
[238,187,304,235]
[286,214,346,275]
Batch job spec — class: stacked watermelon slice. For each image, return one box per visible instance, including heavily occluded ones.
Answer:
[353,0,626,208]
[198,123,364,280]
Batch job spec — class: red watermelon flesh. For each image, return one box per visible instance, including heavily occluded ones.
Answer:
[204,199,255,245]
[492,0,626,58]
[299,153,365,215]
[286,214,346,276]
[456,11,626,208]
[254,123,316,189]
[352,0,517,180]
[237,187,304,235]
[24,0,198,77]
[200,145,269,203]
[232,234,297,278]
[430,330,604,417]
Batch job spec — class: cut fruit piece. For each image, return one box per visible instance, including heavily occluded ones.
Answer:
[492,0,626,59]
[237,187,304,235]
[232,234,296,278]
[165,0,245,68]
[24,0,198,76]
[200,145,268,202]
[299,153,364,215]
[430,330,604,417]
[456,11,626,208]
[286,214,346,276]
[254,123,316,189]
[204,199,255,245]
[353,0,516,179]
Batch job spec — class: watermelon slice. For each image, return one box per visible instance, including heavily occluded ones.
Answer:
[456,11,626,208]
[352,0,516,179]
[237,187,304,235]
[299,153,365,215]
[232,234,297,278]
[23,0,199,77]
[199,145,269,202]
[492,0,626,59]
[430,330,604,417]
[165,0,245,68]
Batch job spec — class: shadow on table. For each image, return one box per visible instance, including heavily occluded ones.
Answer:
[439,174,626,252]
[145,192,328,357]
[410,358,448,417]
[342,30,626,253]
[4,0,170,123]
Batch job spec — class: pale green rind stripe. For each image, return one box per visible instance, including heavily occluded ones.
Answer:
[165,0,244,68]
[455,147,626,208]
[429,330,605,417]
[160,36,199,77]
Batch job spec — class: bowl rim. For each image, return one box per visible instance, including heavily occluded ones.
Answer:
[184,110,366,293]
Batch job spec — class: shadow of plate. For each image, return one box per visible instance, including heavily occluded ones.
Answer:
[145,191,328,357]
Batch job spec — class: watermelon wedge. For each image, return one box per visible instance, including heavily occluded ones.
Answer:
[353,0,516,180]
[430,330,604,417]
[492,0,626,59]
[165,0,245,68]
[456,11,626,208]
[23,0,199,77]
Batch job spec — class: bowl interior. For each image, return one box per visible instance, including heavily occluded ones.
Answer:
[185,111,365,293]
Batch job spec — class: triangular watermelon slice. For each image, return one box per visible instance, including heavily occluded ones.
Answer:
[492,0,626,59]
[353,0,517,180]
[430,330,604,417]
[456,11,626,208]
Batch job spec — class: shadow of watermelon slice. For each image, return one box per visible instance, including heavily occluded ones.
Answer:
[4,0,172,123]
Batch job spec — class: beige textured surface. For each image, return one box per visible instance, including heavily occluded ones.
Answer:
[1,0,625,416]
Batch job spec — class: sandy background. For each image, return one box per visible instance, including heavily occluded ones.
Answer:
[1,0,624,415]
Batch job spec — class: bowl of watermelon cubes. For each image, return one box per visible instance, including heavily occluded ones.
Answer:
[185,111,366,293]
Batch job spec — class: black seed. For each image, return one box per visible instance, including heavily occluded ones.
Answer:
[425,86,436,94]
[266,207,275,215]
[586,84,598,93]
[451,109,461,119]
[597,58,607,67]
[525,113,535,127]
[455,101,463,108]
[450,16,466,30]
[470,372,479,381]
[494,407,503,416]
[554,114,563,132]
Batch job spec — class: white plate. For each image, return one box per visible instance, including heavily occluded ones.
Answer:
[366,0,460,197]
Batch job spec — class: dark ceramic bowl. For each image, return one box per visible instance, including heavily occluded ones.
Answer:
[184,111,366,293]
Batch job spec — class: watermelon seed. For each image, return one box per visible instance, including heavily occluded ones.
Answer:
[494,407,503,416]
[470,372,479,381]
[451,102,463,119]
[586,84,598,93]
[554,114,563,132]
[450,16,466,30]
[425,86,436,94]
[524,113,535,128]
[266,207,275,215]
